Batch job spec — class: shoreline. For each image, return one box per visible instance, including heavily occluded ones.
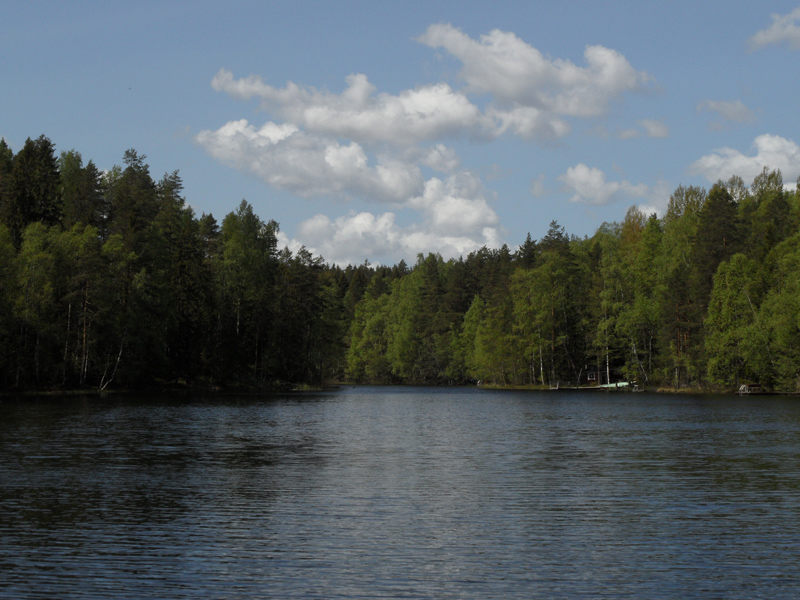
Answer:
[2,381,796,398]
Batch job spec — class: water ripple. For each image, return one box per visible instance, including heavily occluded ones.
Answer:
[1,389,799,598]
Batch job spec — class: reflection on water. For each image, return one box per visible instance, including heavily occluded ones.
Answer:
[1,388,799,599]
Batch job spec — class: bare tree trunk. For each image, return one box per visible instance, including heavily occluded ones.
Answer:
[632,342,648,382]
[63,302,72,387]
[81,298,88,385]
[34,330,41,386]
[16,323,26,387]
[539,345,545,386]
[253,326,259,379]
[100,329,126,391]
[81,321,91,386]
[236,298,241,337]
[81,281,90,386]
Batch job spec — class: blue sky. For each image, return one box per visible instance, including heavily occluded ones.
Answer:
[2,1,799,265]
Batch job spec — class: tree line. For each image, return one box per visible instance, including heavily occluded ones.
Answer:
[0,136,349,390]
[1,135,799,391]
[347,170,800,391]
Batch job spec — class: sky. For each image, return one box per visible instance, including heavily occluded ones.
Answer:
[2,1,799,266]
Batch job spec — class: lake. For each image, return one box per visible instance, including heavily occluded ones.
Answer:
[1,387,799,598]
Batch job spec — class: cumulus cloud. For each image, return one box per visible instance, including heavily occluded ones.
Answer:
[407,171,498,237]
[749,7,800,50]
[558,164,649,206]
[294,212,500,265]
[211,66,581,144]
[289,210,501,266]
[697,99,756,126]
[417,143,461,173]
[203,26,652,166]
[198,25,660,264]
[211,69,495,145]
[688,134,800,183]
[635,203,662,218]
[195,119,422,201]
[635,179,672,217]
[417,24,651,118]
[293,212,402,265]
[486,105,571,141]
[199,65,506,262]
[280,172,501,265]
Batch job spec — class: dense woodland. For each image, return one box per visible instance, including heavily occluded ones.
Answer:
[1,135,799,392]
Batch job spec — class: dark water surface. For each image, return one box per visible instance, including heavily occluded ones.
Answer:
[1,387,799,598]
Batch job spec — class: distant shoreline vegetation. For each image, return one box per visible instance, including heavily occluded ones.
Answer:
[1,136,800,393]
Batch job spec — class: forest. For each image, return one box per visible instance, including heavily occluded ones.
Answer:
[1,135,799,392]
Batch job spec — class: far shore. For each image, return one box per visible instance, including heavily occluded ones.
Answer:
[3,381,797,398]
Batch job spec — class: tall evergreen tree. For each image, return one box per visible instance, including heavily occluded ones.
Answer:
[6,136,62,247]
[0,139,14,240]
[216,200,279,383]
[657,185,706,386]
[105,149,158,252]
[59,150,104,231]
[0,222,17,387]
[692,182,740,314]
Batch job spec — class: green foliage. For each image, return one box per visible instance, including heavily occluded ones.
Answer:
[509,222,582,385]
[0,140,15,242]
[452,295,484,381]
[343,183,799,392]
[6,133,800,394]
[0,222,17,386]
[4,136,62,247]
[59,150,105,231]
[755,233,800,391]
[705,254,764,386]
[347,293,392,382]
[214,200,279,382]
[1,143,348,391]
[614,213,662,383]
[471,294,519,385]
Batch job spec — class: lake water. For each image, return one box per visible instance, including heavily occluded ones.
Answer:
[1,387,799,599]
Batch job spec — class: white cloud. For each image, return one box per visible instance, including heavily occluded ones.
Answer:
[195,119,422,201]
[198,25,663,265]
[636,179,672,217]
[635,204,660,218]
[558,164,649,206]
[749,7,800,50]
[293,212,402,265]
[211,69,495,145]
[418,143,461,173]
[284,209,500,266]
[408,171,498,237]
[198,68,506,263]
[417,24,651,118]
[486,105,571,141]
[276,171,501,265]
[211,66,579,144]
[688,134,800,184]
[697,99,756,124]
